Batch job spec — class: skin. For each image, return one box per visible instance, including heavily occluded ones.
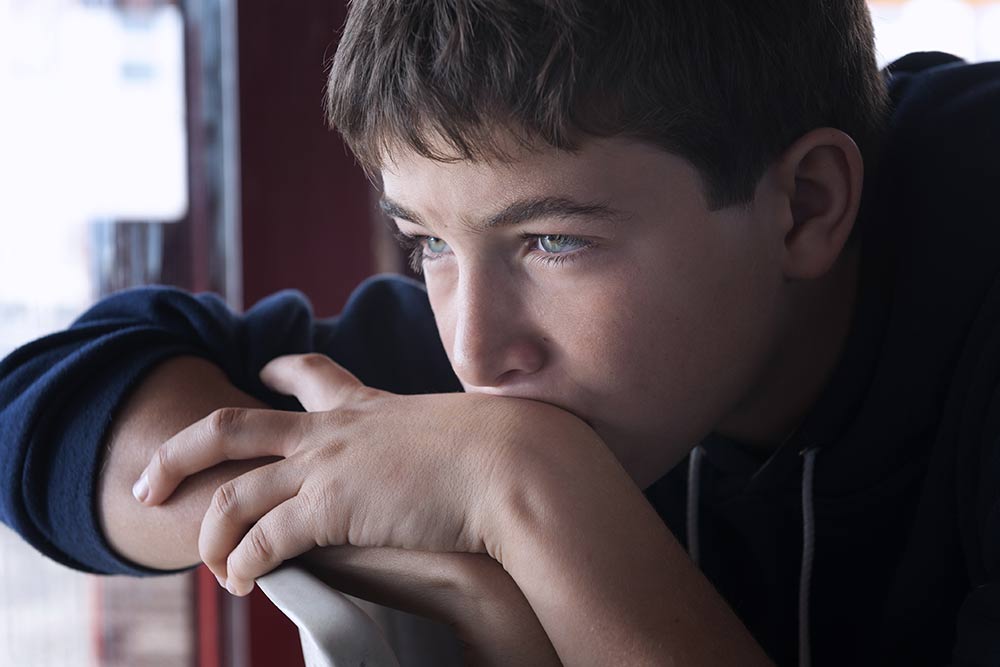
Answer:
[98,356,561,664]
[136,353,775,665]
[381,130,862,484]
[111,127,862,664]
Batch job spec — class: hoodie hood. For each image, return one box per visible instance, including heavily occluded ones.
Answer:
[648,52,1000,666]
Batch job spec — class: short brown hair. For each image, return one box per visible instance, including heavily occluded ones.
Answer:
[326,0,888,214]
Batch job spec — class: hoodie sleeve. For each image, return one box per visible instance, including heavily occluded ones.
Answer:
[0,274,459,577]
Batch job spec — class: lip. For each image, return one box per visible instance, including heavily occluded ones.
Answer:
[531,399,596,429]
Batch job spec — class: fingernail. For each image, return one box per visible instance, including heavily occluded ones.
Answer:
[131,473,149,503]
[226,580,238,596]
[215,574,226,589]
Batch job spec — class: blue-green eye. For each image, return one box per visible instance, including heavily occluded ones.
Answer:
[425,237,449,253]
[537,235,585,253]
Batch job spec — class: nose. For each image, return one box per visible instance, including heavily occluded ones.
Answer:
[447,271,547,389]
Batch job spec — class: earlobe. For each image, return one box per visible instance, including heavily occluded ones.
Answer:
[777,128,864,280]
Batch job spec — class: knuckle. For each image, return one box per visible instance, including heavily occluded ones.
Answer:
[352,385,381,403]
[296,485,325,521]
[302,434,345,463]
[205,407,245,439]
[298,486,336,546]
[245,526,274,565]
[154,444,174,475]
[210,482,240,519]
[296,353,329,371]
[322,407,361,430]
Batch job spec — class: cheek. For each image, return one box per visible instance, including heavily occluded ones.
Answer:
[563,281,687,397]
[546,263,672,393]
[565,240,782,437]
[424,274,458,356]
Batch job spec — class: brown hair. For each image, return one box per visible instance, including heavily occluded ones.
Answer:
[326,0,888,216]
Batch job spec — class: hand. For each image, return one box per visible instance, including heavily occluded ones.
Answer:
[128,355,764,664]
[131,353,556,596]
[297,546,561,666]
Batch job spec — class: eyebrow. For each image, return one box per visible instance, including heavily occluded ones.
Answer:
[378,195,629,230]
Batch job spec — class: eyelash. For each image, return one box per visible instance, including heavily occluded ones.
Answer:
[391,231,593,274]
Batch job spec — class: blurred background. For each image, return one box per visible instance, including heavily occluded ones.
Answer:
[0,0,998,665]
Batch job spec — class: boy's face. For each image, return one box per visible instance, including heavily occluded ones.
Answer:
[381,137,793,487]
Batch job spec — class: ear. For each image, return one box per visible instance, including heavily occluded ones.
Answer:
[770,128,864,280]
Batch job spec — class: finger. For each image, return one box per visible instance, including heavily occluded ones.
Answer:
[135,407,304,506]
[225,494,323,596]
[199,459,301,584]
[259,353,366,412]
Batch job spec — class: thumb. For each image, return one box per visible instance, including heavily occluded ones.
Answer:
[260,353,365,412]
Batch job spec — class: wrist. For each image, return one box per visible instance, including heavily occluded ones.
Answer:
[474,397,604,565]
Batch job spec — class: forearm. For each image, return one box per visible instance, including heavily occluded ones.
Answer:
[97,355,275,570]
[457,555,562,667]
[298,546,561,667]
[494,435,773,666]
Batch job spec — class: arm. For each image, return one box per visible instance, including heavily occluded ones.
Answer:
[299,546,560,666]
[0,285,321,575]
[3,279,560,664]
[491,411,774,666]
[135,354,769,665]
[103,357,558,664]
[97,355,274,570]
[0,275,457,575]
[99,356,555,666]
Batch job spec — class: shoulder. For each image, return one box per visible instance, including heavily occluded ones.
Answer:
[879,54,1000,207]
[884,53,1000,136]
[317,274,461,395]
[866,55,1000,312]
[875,55,1000,586]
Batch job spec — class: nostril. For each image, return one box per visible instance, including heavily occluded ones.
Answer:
[451,336,548,389]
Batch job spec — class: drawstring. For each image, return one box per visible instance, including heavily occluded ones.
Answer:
[799,446,818,667]
[685,444,705,567]
[684,442,819,667]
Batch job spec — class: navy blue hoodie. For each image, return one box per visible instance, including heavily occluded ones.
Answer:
[1,53,998,666]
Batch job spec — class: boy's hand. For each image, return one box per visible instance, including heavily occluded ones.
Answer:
[132,352,556,596]
[126,352,769,664]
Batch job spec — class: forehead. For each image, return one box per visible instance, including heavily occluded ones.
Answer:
[378,136,709,220]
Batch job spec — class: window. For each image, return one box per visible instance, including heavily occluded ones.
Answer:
[0,0,239,664]
[869,0,1000,66]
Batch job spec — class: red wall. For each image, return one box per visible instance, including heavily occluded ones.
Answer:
[229,2,373,666]
[239,1,374,317]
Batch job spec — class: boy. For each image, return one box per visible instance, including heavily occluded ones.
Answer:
[2,1,999,665]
